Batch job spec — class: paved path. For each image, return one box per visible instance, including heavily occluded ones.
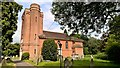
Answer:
[13,60,36,68]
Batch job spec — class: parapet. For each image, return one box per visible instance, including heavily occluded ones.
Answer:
[30,3,40,11]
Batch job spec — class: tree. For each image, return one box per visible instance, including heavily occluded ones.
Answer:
[41,39,58,61]
[105,15,120,63]
[0,1,22,56]
[109,15,120,40]
[8,43,20,56]
[105,34,120,63]
[87,37,101,54]
[51,2,119,35]
[100,15,120,53]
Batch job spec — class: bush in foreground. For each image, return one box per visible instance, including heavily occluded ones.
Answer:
[21,52,29,60]
[106,44,120,63]
[42,39,58,61]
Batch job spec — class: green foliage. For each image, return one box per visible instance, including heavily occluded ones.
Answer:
[83,47,89,55]
[80,34,89,41]
[109,15,120,40]
[105,35,120,63]
[0,1,22,56]
[41,39,58,61]
[106,44,120,63]
[2,43,20,56]
[21,52,29,60]
[79,35,90,55]
[11,43,20,56]
[72,34,102,55]
[86,37,102,55]
[94,52,107,60]
[25,55,120,67]
[51,2,119,34]
[105,15,120,63]
[70,34,81,39]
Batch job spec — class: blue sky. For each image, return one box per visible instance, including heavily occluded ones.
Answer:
[12,0,102,43]
[12,0,63,43]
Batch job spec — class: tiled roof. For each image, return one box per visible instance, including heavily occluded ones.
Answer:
[38,31,84,42]
[43,31,68,39]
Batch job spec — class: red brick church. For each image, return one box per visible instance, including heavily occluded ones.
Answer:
[20,3,84,60]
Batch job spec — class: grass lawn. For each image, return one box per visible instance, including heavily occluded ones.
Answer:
[24,60,61,66]
[24,55,120,68]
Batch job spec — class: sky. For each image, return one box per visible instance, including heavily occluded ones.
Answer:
[12,0,64,43]
[12,0,102,43]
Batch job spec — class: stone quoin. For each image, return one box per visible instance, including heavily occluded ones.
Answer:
[20,3,84,60]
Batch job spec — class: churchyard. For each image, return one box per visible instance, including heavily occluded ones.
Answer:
[23,55,120,68]
[1,1,120,68]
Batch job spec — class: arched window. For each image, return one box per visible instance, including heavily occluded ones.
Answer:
[66,41,68,49]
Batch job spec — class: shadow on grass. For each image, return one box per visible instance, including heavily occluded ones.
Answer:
[33,60,120,68]
[23,57,120,68]
[73,60,120,68]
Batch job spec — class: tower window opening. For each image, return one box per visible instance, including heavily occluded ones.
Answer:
[34,34,36,40]
[35,17,37,22]
[66,41,68,49]
[34,49,36,54]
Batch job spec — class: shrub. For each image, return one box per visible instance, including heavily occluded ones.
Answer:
[21,52,29,60]
[94,52,107,60]
[41,39,58,61]
[106,44,120,63]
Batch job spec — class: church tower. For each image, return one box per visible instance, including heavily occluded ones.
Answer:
[20,3,43,59]
[20,3,84,60]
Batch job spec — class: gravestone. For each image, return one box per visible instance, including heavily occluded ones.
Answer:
[90,55,94,68]
[39,55,43,62]
[70,59,74,68]
[64,58,74,68]
[58,55,63,61]
[1,59,6,67]
[16,55,18,57]
[64,58,69,68]
[0,56,1,62]
[13,56,15,58]
[68,59,74,68]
